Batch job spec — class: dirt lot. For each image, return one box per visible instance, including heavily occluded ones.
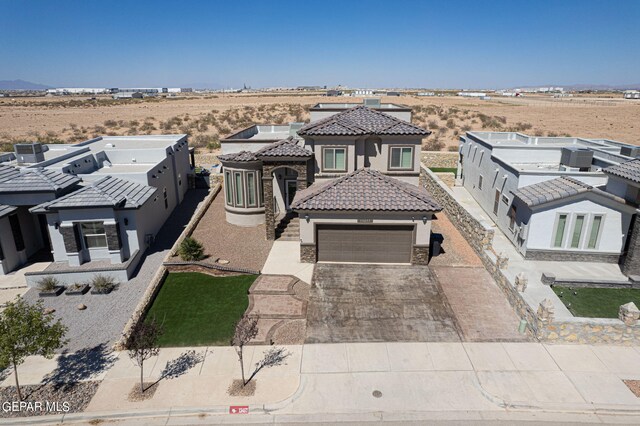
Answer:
[1,92,638,153]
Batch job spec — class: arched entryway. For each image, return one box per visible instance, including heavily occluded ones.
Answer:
[262,161,308,240]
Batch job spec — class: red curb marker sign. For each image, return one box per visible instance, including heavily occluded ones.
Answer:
[229,405,249,414]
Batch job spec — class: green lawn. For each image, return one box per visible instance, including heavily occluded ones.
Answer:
[145,272,257,347]
[551,285,640,318]
[429,167,458,174]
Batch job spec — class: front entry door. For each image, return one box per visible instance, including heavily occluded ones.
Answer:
[285,180,297,211]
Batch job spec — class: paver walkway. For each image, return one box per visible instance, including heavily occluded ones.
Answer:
[21,189,209,352]
[432,266,529,342]
[246,275,309,344]
[306,264,462,343]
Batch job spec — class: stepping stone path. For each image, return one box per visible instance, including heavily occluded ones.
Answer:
[246,275,309,344]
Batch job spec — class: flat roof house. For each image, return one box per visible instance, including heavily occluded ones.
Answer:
[0,135,192,285]
[457,132,640,276]
[218,104,441,265]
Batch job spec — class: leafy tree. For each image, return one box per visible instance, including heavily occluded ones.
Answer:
[178,237,205,261]
[127,318,164,393]
[0,298,67,400]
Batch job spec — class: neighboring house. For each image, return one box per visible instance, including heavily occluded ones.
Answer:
[458,131,640,276]
[218,105,442,265]
[0,135,192,285]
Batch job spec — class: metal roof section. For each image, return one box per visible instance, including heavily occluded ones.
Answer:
[291,168,442,212]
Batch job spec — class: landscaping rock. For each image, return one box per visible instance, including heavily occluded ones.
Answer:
[619,302,640,326]
[77,304,87,311]
[43,308,56,315]
[218,259,230,265]
[515,272,528,292]
[537,298,555,323]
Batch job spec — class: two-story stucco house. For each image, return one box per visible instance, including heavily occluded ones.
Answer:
[218,104,442,265]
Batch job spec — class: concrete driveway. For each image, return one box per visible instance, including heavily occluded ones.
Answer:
[305,264,462,343]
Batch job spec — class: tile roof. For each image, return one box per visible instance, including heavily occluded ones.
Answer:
[0,167,81,193]
[0,204,17,218]
[603,159,640,183]
[256,137,312,158]
[0,165,20,182]
[217,151,260,163]
[512,176,627,208]
[31,176,156,213]
[297,106,429,137]
[291,168,442,212]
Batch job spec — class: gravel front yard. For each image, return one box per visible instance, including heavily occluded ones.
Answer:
[0,382,99,418]
[183,194,273,272]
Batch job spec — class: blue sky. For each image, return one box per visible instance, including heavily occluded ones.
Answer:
[2,0,639,89]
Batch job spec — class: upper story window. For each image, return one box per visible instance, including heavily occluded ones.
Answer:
[389,146,413,170]
[81,221,107,249]
[323,147,346,172]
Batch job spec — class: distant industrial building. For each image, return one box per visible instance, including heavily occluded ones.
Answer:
[46,87,192,96]
[624,90,640,99]
[417,92,435,97]
[458,92,487,98]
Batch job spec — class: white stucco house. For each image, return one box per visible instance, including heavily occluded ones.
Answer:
[218,101,442,265]
[457,131,640,276]
[0,135,192,285]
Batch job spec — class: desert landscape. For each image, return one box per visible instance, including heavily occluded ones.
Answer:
[0,92,638,155]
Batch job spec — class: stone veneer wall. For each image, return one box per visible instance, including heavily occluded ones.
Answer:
[420,166,494,254]
[411,246,429,265]
[420,164,640,344]
[300,244,316,263]
[525,249,620,263]
[434,172,455,188]
[421,151,459,169]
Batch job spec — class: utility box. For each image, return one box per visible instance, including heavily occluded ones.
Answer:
[620,146,640,158]
[14,143,45,164]
[560,147,593,169]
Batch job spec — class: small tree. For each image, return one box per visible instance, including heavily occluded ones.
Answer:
[232,316,290,386]
[178,237,205,261]
[127,318,164,393]
[232,315,258,386]
[0,298,67,400]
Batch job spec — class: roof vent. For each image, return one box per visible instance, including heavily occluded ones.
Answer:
[14,143,45,164]
[620,146,640,158]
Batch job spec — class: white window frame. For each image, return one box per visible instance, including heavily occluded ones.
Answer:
[224,171,233,206]
[322,147,347,172]
[587,214,605,250]
[478,175,483,190]
[389,146,414,170]
[246,171,258,207]
[80,221,108,249]
[551,213,568,248]
[233,171,244,207]
[569,214,586,249]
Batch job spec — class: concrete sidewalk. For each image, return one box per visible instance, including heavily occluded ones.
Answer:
[262,241,314,283]
[3,342,640,424]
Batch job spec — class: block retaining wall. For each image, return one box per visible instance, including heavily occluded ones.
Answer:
[420,165,640,344]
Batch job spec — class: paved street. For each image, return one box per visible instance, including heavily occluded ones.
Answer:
[306,264,462,343]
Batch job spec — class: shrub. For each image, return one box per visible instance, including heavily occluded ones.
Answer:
[91,274,116,293]
[427,120,439,130]
[178,237,205,261]
[447,145,459,152]
[424,138,445,151]
[446,118,456,129]
[37,276,59,292]
[104,120,118,128]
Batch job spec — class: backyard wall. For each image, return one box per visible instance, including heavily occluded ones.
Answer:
[421,151,459,169]
[420,164,640,344]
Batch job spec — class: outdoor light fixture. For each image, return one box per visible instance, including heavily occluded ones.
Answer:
[54,222,60,230]
[422,216,428,224]
[304,214,310,222]
[124,218,129,226]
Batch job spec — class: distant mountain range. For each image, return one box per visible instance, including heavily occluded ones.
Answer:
[0,79,52,90]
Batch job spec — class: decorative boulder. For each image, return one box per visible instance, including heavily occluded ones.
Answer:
[515,272,528,292]
[496,252,509,270]
[77,304,87,311]
[619,302,640,326]
[537,298,555,323]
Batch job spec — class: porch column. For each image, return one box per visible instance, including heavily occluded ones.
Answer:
[263,170,276,240]
[297,163,308,190]
[59,222,82,266]
[104,221,124,264]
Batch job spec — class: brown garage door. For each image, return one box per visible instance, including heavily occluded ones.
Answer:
[316,225,413,263]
